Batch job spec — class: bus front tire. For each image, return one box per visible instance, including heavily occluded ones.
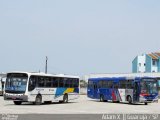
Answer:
[63,94,68,103]
[13,101,22,105]
[145,102,148,105]
[35,95,42,105]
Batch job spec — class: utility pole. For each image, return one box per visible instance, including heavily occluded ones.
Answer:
[45,56,48,74]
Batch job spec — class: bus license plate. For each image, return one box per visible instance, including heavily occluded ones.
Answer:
[12,97,16,100]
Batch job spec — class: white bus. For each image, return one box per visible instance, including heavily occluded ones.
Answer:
[4,72,80,105]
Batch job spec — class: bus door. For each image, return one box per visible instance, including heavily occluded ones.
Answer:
[112,82,119,102]
[107,81,114,100]
[133,82,140,102]
[93,82,98,98]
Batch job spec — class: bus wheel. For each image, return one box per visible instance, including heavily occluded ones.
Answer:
[100,95,104,102]
[63,94,68,103]
[35,95,42,105]
[116,101,120,103]
[13,101,22,105]
[128,96,132,104]
[145,102,148,105]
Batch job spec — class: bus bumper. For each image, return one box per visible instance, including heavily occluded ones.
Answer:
[139,98,158,103]
[4,93,28,101]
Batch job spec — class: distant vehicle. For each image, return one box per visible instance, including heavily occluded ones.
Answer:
[4,72,79,105]
[0,77,6,95]
[87,76,158,105]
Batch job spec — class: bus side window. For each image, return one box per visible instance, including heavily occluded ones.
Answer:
[126,80,133,89]
[68,78,74,88]
[38,77,45,87]
[88,81,90,88]
[72,78,76,88]
[94,84,97,89]
[52,77,58,88]
[108,81,113,88]
[119,80,126,89]
[88,81,93,88]
[64,78,67,87]
[98,81,102,88]
[59,78,64,87]
[114,83,119,89]
[74,79,79,88]
[101,81,105,88]
[28,76,36,91]
[45,77,52,88]
[104,81,108,88]
[64,78,69,88]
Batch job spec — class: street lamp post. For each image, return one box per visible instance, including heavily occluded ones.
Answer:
[45,56,48,74]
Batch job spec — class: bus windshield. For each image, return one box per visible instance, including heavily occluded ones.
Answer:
[140,79,158,95]
[5,73,28,93]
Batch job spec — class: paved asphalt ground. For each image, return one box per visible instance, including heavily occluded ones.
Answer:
[0,95,160,114]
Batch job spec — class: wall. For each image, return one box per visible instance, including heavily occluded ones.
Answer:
[137,55,146,72]
[152,60,158,72]
[132,56,138,73]
[158,58,160,72]
[145,55,152,72]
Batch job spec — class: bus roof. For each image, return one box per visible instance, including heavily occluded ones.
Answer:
[85,72,160,80]
[88,76,155,81]
[7,71,80,79]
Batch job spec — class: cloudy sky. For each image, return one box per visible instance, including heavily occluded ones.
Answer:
[0,0,160,76]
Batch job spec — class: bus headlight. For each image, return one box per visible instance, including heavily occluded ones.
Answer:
[139,95,146,101]
[154,96,159,100]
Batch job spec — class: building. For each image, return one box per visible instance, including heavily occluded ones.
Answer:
[132,52,160,73]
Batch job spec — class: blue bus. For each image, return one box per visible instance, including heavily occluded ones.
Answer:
[87,77,158,105]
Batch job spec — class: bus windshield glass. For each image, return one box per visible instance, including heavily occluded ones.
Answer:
[140,79,158,94]
[5,73,28,93]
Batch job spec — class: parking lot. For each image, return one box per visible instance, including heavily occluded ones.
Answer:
[0,95,160,114]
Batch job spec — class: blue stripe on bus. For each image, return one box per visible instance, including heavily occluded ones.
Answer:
[55,88,67,98]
